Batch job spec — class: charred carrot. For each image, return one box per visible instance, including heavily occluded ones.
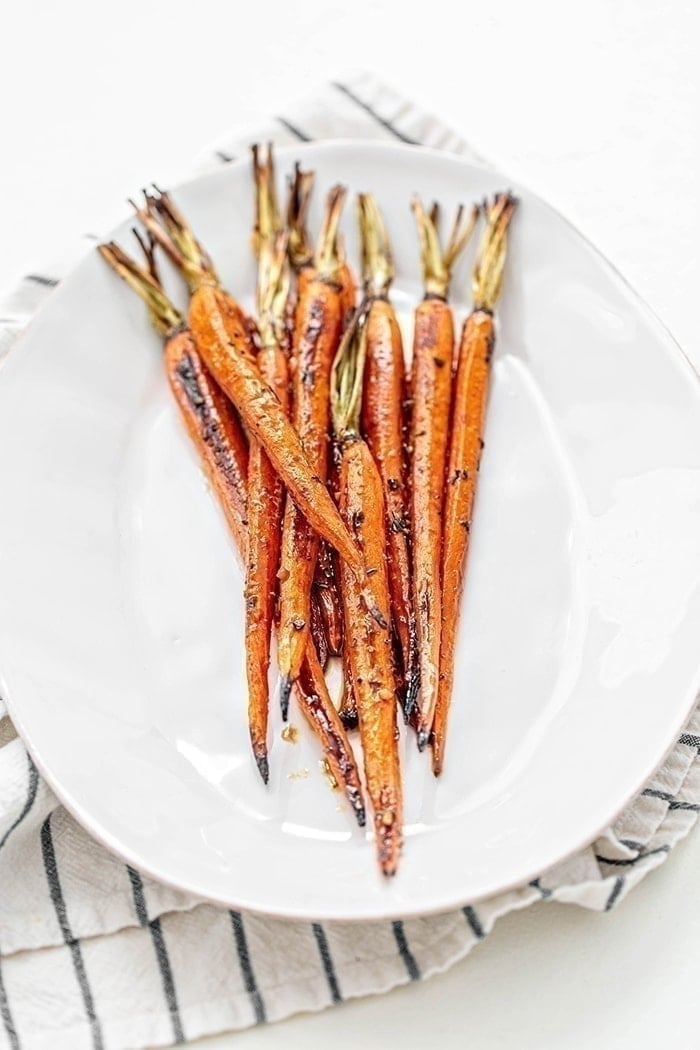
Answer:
[410,198,478,748]
[333,304,402,876]
[432,193,517,775]
[308,240,358,656]
[358,193,418,717]
[98,238,249,555]
[276,186,347,717]
[245,145,291,783]
[283,169,346,666]
[295,645,365,826]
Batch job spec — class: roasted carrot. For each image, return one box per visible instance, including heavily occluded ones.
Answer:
[332,304,402,876]
[357,193,418,718]
[432,193,517,775]
[276,186,347,717]
[245,145,291,783]
[286,160,350,653]
[410,198,478,748]
[98,239,249,554]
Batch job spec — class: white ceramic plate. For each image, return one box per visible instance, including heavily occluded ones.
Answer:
[1,142,699,922]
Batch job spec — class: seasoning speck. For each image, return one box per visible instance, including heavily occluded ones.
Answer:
[320,758,339,791]
[287,768,309,781]
[281,724,299,744]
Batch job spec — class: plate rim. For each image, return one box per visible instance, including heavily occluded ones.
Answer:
[1,138,699,922]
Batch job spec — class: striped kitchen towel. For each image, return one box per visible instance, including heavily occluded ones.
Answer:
[1,73,700,1050]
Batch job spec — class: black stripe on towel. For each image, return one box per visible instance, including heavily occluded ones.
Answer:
[229,911,266,1024]
[679,732,700,750]
[0,753,39,850]
[462,905,485,940]
[595,845,670,867]
[276,116,313,142]
[331,82,419,145]
[40,816,104,1050]
[127,866,185,1044]
[642,787,700,811]
[311,924,342,1004]
[642,788,675,803]
[391,921,420,980]
[604,876,625,911]
[0,953,20,1050]
[529,878,552,900]
[25,274,59,287]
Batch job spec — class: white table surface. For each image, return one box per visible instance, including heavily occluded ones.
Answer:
[2,1,699,1047]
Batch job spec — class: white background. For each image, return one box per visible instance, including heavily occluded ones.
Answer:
[2,1,699,1047]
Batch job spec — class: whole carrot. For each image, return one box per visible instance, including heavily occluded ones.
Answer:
[333,304,402,876]
[410,198,478,748]
[432,193,517,776]
[277,186,347,718]
[245,145,291,783]
[287,166,347,662]
[358,193,418,718]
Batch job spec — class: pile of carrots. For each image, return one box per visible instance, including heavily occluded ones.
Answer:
[99,147,516,877]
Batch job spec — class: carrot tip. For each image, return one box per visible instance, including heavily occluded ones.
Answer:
[339,709,359,732]
[255,751,270,785]
[403,673,420,724]
[350,794,367,828]
[416,728,430,752]
[279,676,292,721]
